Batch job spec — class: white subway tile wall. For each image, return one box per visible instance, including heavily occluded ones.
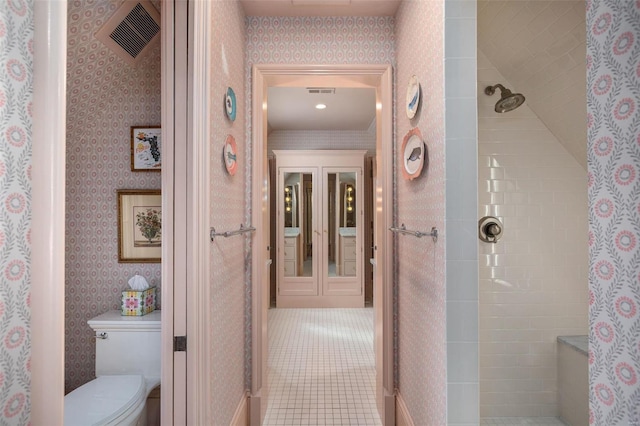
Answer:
[478,1,587,169]
[445,0,479,425]
[478,50,589,418]
[480,417,566,426]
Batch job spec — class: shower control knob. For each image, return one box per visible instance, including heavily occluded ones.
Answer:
[478,216,504,243]
[486,223,501,237]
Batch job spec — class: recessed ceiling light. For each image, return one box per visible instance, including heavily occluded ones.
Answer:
[315,103,327,110]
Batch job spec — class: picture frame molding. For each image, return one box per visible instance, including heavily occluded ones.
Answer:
[117,189,162,263]
[130,126,162,172]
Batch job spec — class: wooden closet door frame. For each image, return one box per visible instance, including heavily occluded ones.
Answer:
[273,151,366,307]
[321,165,364,299]
[276,166,319,298]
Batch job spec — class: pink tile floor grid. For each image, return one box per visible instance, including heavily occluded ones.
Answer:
[264,308,382,426]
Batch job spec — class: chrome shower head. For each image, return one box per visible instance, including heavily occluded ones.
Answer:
[484,84,525,113]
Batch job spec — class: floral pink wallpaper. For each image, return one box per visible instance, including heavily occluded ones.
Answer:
[209,1,247,422]
[65,0,161,393]
[587,1,640,424]
[0,0,33,423]
[395,1,446,423]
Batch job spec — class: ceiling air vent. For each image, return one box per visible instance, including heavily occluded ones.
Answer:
[95,0,160,66]
[307,87,336,95]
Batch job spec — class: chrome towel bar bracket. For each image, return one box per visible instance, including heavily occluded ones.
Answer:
[389,223,438,243]
[210,224,256,241]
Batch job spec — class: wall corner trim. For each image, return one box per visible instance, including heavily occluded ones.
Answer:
[231,391,249,426]
[32,0,67,423]
[396,391,415,426]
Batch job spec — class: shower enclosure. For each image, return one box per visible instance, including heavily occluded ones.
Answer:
[477,2,590,421]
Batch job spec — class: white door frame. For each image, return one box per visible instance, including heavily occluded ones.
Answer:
[250,64,395,425]
[157,1,211,423]
[32,1,67,422]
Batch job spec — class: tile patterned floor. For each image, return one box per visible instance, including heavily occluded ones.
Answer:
[264,308,381,426]
[481,418,568,425]
[263,308,566,426]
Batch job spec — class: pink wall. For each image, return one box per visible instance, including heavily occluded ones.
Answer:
[246,16,395,65]
[586,1,640,424]
[395,1,446,423]
[209,1,247,422]
[0,0,33,423]
[65,0,162,393]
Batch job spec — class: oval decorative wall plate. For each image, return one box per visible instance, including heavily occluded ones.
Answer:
[225,87,237,122]
[401,127,426,180]
[406,75,421,119]
[224,134,238,176]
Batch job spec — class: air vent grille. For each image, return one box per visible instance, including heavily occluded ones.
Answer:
[95,0,160,66]
[109,3,159,59]
[307,88,336,94]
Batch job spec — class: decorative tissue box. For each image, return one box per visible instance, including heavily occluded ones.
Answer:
[121,286,156,316]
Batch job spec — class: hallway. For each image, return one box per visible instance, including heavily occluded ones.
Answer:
[264,309,381,426]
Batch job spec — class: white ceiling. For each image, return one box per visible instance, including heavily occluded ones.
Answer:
[240,0,401,17]
[267,87,376,131]
[478,0,587,169]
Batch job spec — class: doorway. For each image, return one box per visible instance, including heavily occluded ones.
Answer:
[31,1,192,423]
[250,64,395,425]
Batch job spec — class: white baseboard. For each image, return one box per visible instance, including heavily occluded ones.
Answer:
[396,392,415,426]
[230,392,248,426]
[249,393,262,425]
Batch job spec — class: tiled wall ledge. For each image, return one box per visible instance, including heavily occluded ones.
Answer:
[557,335,588,356]
[557,335,588,426]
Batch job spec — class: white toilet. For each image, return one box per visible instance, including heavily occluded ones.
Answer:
[64,310,161,426]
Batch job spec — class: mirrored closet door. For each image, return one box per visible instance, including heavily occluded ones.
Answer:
[275,150,365,308]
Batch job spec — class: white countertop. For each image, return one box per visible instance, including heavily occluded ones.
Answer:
[339,227,356,237]
[285,227,300,237]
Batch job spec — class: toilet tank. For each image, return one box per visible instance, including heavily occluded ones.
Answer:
[88,310,161,379]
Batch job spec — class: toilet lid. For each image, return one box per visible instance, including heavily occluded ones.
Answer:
[64,375,146,426]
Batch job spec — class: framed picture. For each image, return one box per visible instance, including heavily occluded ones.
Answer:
[117,189,161,263]
[131,126,161,171]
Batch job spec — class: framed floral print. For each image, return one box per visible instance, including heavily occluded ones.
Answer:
[117,189,161,263]
[131,126,161,171]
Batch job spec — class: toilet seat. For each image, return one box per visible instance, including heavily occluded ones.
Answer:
[64,375,146,426]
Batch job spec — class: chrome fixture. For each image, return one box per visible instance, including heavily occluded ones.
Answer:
[478,216,504,243]
[389,223,439,243]
[484,84,525,113]
[210,224,256,240]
